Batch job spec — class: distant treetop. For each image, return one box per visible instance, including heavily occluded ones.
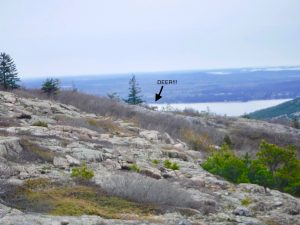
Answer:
[124,74,144,105]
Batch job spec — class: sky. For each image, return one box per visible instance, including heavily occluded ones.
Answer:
[1,0,300,78]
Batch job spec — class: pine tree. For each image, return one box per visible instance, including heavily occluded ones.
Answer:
[0,52,20,90]
[41,78,60,97]
[292,117,300,129]
[124,75,144,105]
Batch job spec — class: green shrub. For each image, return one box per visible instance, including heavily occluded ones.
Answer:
[241,197,252,206]
[202,144,247,183]
[151,159,160,165]
[202,141,300,197]
[71,163,94,181]
[32,121,48,128]
[129,163,141,173]
[163,159,180,170]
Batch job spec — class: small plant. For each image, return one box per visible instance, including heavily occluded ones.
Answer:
[164,159,180,170]
[71,163,94,181]
[241,197,252,206]
[129,163,141,173]
[32,121,48,128]
[151,159,160,165]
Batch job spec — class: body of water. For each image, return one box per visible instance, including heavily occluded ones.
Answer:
[152,99,292,116]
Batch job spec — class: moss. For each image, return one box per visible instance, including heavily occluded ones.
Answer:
[32,121,48,128]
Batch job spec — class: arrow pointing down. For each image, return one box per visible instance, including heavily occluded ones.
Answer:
[155,86,164,101]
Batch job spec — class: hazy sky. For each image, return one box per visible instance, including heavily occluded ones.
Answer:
[1,0,300,78]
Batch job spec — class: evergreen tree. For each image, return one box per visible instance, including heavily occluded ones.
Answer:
[124,75,144,105]
[0,52,20,90]
[41,78,60,97]
[292,117,300,129]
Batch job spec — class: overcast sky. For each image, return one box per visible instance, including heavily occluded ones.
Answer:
[1,0,300,78]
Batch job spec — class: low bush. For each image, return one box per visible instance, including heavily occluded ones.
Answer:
[151,159,160,165]
[32,121,48,128]
[129,163,141,173]
[97,172,216,213]
[163,159,180,170]
[71,162,94,181]
[180,128,213,151]
[202,141,300,196]
[241,197,252,206]
[202,144,247,183]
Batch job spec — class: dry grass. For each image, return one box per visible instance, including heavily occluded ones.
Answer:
[1,178,156,219]
[87,118,124,134]
[98,172,216,214]
[19,138,57,163]
[180,128,213,152]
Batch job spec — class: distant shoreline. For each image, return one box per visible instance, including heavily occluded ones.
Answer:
[151,99,292,116]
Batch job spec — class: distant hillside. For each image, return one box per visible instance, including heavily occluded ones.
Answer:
[22,67,300,103]
[249,97,300,119]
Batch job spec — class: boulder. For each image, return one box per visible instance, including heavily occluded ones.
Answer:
[162,149,189,161]
[140,167,162,179]
[53,157,69,169]
[139,130,161,141]
[233,207,251,217]
[65,155,80,166]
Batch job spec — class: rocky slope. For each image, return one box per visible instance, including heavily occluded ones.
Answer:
[0,91,299,225]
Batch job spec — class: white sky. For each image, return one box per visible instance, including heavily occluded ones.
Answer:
[1,0,300,78]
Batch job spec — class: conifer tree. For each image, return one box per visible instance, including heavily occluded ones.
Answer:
[41,78,60,97]
[0,52,20,90]
[124,75,144,105]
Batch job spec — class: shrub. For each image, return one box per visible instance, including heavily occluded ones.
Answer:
[129,163,141,173]
[151,159,160,165]
[163,159,180,170]
[241,197,252,206]
[248,160,273,191]
[32,121,48,128]
[180,128,213,151]
[71,163,94,181]
[97,172,216,213]
[202,141,300,197]
[202,144,247,183]
[257,140,297,176]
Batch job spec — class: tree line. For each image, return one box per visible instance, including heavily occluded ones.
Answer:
[0,52,144,104]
